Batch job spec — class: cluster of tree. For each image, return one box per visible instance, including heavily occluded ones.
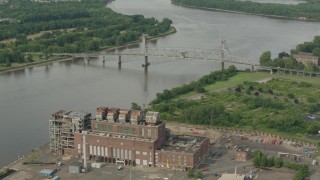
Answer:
[0,50,28,67]
[0,0,173,63]
[292,36,320,56]
[286,162,310,180]
[151,65,238,104]
[259,51,319,72]
[171,0,320,20]
[253,150,283,168]
[252,150,310,180]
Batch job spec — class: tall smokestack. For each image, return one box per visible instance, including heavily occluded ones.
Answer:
[83,134,87,170]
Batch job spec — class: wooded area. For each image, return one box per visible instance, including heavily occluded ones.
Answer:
[259,35,320,72]
[0,0,173,66]
[172,0,320,20]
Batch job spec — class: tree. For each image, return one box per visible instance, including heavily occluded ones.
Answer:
[235,87,241,93]
[27,54,33,62]
[253,150,263,166]
[304,62,317,72]
[274,157,283,168]
[187,169,195,178]
[260,155,268,167]
[131,102,141,110]
[5,58,11,67]
[288,93,295,99]
[260,51,272,66]
[195,170,204,179]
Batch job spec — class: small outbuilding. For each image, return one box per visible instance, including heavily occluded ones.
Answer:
[39,169,56,177]
[69,164,81,174]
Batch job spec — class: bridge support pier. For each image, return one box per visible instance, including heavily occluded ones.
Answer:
[103,56,106,66]
[142,56,150,69]
[118,55,122,69]
[118,55,122,65]
[251,65,254,72]
[221,61,225,71]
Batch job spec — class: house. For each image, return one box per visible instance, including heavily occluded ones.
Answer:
[294,52,319,66]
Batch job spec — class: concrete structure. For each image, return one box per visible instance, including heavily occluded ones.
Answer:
[69,164,81,174]
[118,109,131,123]
[294,52,319,66]
[49,110,91,155]
[130,110,144,125]
[218,173,245,180]
[39,169,56,177]
[235,151,248,162]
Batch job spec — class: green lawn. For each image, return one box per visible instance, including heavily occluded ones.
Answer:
[206,72,320,91]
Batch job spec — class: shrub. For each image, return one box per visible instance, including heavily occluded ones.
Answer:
[288,93,295,99]
[187,169,195,178]
[235,87,241,93]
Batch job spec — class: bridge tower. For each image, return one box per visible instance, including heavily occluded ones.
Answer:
[220,40,230,71]
[142,34,150,69]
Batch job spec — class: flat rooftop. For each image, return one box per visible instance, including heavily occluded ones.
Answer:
[159,135,207,154]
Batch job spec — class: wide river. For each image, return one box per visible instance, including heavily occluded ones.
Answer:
[0,0,320,167]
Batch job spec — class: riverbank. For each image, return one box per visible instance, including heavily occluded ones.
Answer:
[171,2,320,22]
[0,27,176,74]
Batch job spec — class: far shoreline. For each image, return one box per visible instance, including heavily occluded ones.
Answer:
[171,2,320,22]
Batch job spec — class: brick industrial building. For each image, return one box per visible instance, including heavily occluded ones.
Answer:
[50,107,209,170]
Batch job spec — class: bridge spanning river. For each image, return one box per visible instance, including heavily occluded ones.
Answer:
[49,35,320,77]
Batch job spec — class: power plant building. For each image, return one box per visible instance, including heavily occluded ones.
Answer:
[50,107,209,170]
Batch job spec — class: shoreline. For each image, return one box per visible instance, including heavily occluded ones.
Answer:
[0,27,176,74]
[171,3,320,22]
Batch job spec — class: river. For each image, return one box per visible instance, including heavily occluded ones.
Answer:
[0,0,320,167]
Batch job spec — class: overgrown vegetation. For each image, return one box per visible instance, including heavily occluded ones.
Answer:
[149,69,320,139]
[0,0,173,67]
[252,150,310,180]
[187,169,204,179]
[172,0,320,20]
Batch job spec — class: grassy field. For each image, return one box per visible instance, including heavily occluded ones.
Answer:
[205,72,320,91]
[153,71,320,144]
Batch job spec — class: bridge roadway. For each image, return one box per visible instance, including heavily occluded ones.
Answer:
[50,48,320,78]
[27,34,320,77]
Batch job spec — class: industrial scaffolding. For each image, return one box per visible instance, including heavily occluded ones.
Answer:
[49,110,91,155]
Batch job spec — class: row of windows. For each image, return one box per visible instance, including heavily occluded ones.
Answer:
[141,128,152,137]
[96,123,112,132]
